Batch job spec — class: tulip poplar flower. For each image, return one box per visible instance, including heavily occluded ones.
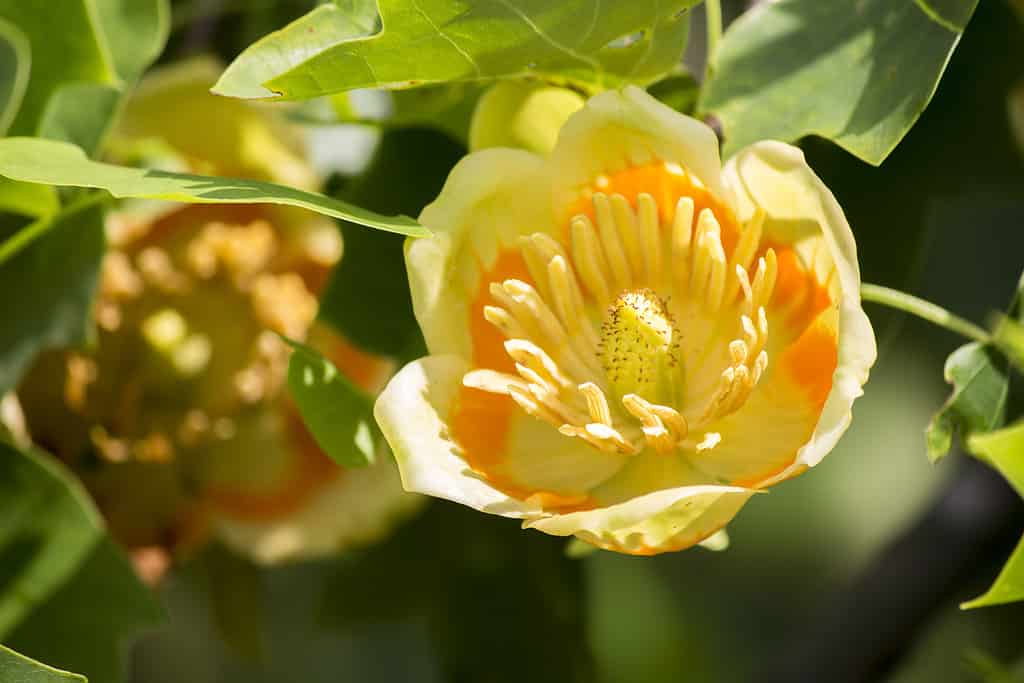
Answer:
[376,87,877,555]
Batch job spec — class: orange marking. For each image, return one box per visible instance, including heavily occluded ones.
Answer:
[327,335,394,395]
[450,249,525,480]
[780,313,839,410]
[207,408,342,522]
[450,248,596,512]
[763,242,835,337]
[562,161,742,258]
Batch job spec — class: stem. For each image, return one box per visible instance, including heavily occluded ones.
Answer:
[861,283,990,344]
[704,0,722,83]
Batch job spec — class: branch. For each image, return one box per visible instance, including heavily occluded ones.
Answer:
[763,457,1024,683]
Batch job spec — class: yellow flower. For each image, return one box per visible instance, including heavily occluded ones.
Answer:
[375,87,877,555]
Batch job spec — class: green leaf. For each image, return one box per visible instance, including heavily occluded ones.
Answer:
[94,0,170,83]
[0,177,56,218]
[0,198,105,394]
[0,441,164,681]
[0,1,168,153]
[285,339,377,468]
[0,137,427,236]
[0,17,29,135]
[926,342,1008,463]
[213,0,698,100]
[700,0,979,165]
[961,421,1024,608]
[0,1,117,137]
[0,645,86,682]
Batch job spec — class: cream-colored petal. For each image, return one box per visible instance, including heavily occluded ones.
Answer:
[214,454,421,564]
[723,141,876,484]
[549,86,726,212]
[409,149,553,358]
[525,483,755,555]
[374,354,542,518]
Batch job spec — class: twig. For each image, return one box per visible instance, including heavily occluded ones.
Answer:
[763,457,1024,683]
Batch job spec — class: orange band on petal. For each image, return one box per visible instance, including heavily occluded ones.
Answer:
[451,248,525,486]
[451,248,597,512]
[780,311,839,410]
[208,411,342,522]
[563,161,741,256]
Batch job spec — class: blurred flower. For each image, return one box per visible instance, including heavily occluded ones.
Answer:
[375,86,876,555]
[14,58,418,569]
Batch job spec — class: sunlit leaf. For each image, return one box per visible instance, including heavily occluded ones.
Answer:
[0,441,164,681]
[0,199,105,393]
[925,342,1008,463]
[0,645,86,683]
[213,0,698,100]
[285,339,376,468]
[700,0,979,165]
[961,421,1024,608]
[0,137,427,236]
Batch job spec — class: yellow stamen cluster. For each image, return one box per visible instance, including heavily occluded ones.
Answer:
[468,165,783,458]
[60,217,325,465]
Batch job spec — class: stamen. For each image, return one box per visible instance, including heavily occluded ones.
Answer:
[637,193,662,287]
[521,233,571,304]
[592,193,632,291]
[579,382,613,426]
[672,197,695,296]
[484,305,528,339]
[695,432,722,451]
[690,209,722,301]
[505,339,572,390]
[463,369,528,395]
[723,209,765,304]
[735,264,754,311]
[751,248,778,310]
[610,194,645,283]
[570,215,613,306]
[509,385,562,427]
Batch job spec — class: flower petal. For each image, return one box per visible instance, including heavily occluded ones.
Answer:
[375,354,542,518]
[214,456,420,564]
[526,482,755,555]
[722,141,876,485]
[410,149,552,359]
[549,86,726,214]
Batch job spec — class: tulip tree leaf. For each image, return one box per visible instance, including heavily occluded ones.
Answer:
[94,0,169,84]
[0,137,427,236]
[0,1,117,137]
[926,342,1008,463]
[285,339,377,469]
[0,198,105,394]
[961,422,1024,608]
[0,16,29,136]
[0,441,164,682]
[0,0,167,155]
[213,0,699,100]
[700,0,979,165]
[0,645,86,682]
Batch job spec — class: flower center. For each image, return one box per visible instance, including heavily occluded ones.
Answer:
[466,161,780,457]
[600,289,679,404]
